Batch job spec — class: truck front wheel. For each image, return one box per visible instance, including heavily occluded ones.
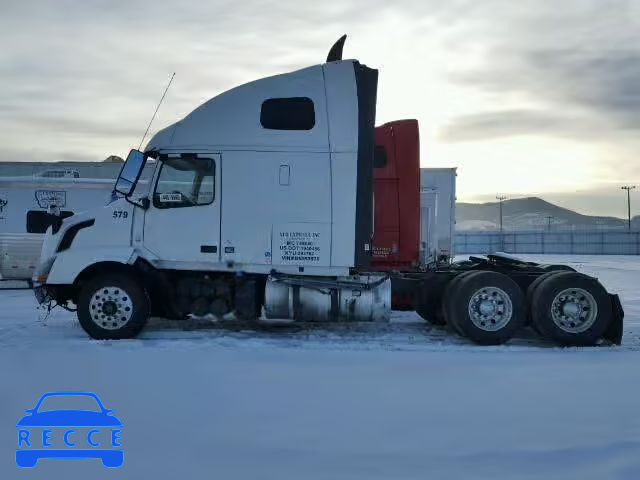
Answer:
[77,273,150,339]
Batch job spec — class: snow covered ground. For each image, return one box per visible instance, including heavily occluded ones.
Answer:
[1,255,639,479]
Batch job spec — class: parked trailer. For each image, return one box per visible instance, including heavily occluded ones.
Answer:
[32,37,623,346]
[0,163,156,281]
[0,162,153,180]
[372,120,456,268]
[420,167,456,262]
[0,177,115,281]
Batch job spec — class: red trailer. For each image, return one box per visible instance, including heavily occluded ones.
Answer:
[372,120,420,272]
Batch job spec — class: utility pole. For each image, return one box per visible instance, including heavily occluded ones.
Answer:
[546,215,553,231]
[621,186,636,231]
[496,195,507,252]
[496,195,507,232]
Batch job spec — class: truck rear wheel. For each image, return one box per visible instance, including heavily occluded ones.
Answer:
[77,273,150,339]
[444,271,525,345]
[530,272,612,346]
[525,271,562,332]
[441,272,475,335]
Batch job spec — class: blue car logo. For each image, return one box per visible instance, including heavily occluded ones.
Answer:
[16,391,123,468]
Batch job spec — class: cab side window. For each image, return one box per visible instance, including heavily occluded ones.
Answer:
[260,97,315,130]
[153,158,215,209]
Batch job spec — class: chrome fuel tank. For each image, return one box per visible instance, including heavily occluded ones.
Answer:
[264,275,391,322]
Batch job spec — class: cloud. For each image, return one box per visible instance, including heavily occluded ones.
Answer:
[439,109,604,142]
[441,1,640,142]
[0,0,638,216]
[445,49,640,138]
[0,0,405,160]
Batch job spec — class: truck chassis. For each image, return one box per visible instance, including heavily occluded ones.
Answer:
[386,254,623,346]
[37,252,623,346]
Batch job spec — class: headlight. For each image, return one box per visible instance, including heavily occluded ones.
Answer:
[32,256,57,285]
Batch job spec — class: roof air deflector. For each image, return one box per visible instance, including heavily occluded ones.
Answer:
[326,35,347,62]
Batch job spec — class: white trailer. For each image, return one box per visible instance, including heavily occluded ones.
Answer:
[420,168,456,261]
[418,186,438,266]
[31,38,623,347]
[0,163,119,179]
[0,177,114,281]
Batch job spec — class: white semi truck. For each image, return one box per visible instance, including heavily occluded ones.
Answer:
[33,39,624,346]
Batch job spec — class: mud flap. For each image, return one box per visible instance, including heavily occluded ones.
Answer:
[235,278,261,320]
[603,294,624,345]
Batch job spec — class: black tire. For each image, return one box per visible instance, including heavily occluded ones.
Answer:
[442,271,479,335]
[77,273,150,339]
[525,271,563,331]
[444,270,526,345]
[530,271,612,346]
[540,264,577,273]
[233,278,262,323]
[415,274,452,326]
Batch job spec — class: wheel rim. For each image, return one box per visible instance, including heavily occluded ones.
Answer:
[88,286,134,330]
[467,286,513,331]
[551,287,598,334]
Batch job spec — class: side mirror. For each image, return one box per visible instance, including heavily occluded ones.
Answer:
[115,149,146,196]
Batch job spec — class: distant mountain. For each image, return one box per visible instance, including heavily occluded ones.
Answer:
[456,197,639,231]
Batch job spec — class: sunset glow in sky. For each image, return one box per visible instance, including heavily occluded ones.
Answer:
[1,0,639,216]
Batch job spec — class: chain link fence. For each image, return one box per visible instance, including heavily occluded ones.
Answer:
[455,230,640,255]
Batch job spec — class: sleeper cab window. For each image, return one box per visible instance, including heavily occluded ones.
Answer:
[260,97,315,131]
[153,157,215,209]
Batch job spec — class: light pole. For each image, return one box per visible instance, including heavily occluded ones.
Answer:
[496,195,507,252]
[496,195,507,232]
[621,186,636,231]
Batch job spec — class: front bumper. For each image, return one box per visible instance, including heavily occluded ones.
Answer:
[34,284,50,305]
[33,284,59,306]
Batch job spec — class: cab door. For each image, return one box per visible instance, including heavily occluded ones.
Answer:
[143,154,221,265]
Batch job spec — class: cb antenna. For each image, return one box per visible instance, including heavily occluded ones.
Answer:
[138,72,175,150]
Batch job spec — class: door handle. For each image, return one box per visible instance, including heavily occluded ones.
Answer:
[279,165,290,186]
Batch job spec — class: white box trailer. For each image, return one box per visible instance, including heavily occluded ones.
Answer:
[420,168,456,261]
[0,163,121,179]
[419,186,438,266]
[0,177,115,280]
[0,162,156,281]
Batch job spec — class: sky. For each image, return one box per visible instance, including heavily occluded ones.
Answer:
[0,0,639,217]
